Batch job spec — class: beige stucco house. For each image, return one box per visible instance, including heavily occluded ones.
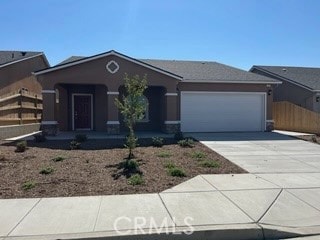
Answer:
[34,50,280,135]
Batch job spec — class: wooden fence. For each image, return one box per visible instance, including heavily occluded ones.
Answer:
[0,89,42,126]
[273,101,320,134]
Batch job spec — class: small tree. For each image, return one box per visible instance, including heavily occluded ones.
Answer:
[115,73,148,159]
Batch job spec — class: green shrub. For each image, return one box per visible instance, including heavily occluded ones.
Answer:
[191,151,206,159]
[128,174,144,185]
[164,161,176,169]
[75,134,87,142]
[152,137,164,147]
[157,151,172,158]
[52,156,65,162]
[125,159,139,170]
[34,134,46,142]
[39,167,54,175]
[167,167,186,177]
[199,159,220,168]
[16,140,27,152]
[178,138,194,148]
[174,131,184,141]
[22,181,36,190]
[70,141,81,150]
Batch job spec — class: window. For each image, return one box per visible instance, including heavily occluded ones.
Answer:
[138,95,149,122]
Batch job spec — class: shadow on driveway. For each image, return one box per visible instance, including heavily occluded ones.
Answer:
[188,132,295,141]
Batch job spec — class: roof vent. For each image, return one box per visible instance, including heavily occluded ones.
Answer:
[282,68,287,72]
[21,52,27,56]
[12,53,14,58]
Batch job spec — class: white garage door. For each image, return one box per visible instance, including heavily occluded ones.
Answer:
[181,92,265,132]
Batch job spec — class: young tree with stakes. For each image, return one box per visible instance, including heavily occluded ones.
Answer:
[115,73,148,159]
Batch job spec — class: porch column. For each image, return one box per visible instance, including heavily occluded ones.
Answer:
[106,91,120,134]
[163,91,180,133]
[41,89,58,135]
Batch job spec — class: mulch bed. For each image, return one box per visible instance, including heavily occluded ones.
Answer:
[0,138,246,199]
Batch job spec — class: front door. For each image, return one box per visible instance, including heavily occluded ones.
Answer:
[73,95,92,130]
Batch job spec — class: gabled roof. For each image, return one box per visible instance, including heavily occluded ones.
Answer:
[140,59,280,84]
[0,51,45,67]
[251,65,320,91]
[34,50,182,80]
[35,50,280,84]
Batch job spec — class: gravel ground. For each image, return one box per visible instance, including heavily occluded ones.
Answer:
[0,139,246,198]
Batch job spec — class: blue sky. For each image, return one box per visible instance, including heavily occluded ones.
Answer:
[1,0,319,70]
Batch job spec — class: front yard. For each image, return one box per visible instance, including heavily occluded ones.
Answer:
[0,138,246,198]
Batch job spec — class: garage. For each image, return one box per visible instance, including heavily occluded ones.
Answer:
[181,91,266,132]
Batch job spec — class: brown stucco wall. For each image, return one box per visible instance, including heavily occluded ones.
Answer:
[178,82,273,120]
[38,55,180,131]
[0,55,48,96]
[38,55,178,91]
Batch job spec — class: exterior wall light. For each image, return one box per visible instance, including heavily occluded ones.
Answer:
[316,96,320,102]
[268,89,272,96]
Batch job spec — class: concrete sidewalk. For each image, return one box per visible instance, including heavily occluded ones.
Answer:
[1,173,320,240]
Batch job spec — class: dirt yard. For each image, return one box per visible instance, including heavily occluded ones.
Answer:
[0,138,246,198]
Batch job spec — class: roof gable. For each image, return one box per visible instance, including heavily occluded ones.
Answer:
[35,50,183,80]
[0,51,44,67]
[252,65,320,91]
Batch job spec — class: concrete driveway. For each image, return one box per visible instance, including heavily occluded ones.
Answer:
[192,132,320,173]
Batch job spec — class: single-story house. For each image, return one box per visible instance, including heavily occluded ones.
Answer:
[250,66,320,113]
[34,50,280,135]
[0,51,49,96]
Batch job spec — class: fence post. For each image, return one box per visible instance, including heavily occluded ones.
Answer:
[18,89,23,125]
[35,94,38,123]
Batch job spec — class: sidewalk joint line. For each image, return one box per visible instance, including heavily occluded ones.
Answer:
[200,175,256,223]
[256,188,283,223]
[6,198,42,236]
[157,193,176,227]
[285,189,320,213]
[93,196,103,231]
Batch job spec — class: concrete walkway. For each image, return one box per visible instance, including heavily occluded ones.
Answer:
[193,132,320,174]
[1,173,320,240]
[1,132,320,240]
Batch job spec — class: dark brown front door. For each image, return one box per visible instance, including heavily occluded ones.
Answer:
[73,95,92,130]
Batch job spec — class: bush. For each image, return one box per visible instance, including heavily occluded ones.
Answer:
[199,159,220,168]
[178,138,194,148]
[157,151,172,158]
[16,140,27,152]
[174,131,184,141]
[128,174,144,185]
[164,161,176,169]
[70,141,81,150]
[191,151,206,159]
[167,167,186,177]
[124,159,139,171]
[152,137,164,147]
[0,154,5,161]
[22,181,36,190]
[39,167,54,175]
[75,134,87,142]
[52,156,65,162]
[34,134,46,142]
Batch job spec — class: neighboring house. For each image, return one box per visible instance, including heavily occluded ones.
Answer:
[0,51,49,96]
[250,66,320,113]
[34,50,280,135]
